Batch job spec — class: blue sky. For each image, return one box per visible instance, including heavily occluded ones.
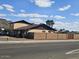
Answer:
[0,0,79,31]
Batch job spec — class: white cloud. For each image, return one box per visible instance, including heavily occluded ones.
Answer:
[20,9,26,13]
[0,17,11,21]
[50,15,53,18]
[0,14,7,19]
[54,21,79,31]
[0,14,6,16]
[12,13,66,20]
[32,0,55,7]
[30,18,45,24]
[54,15,66,19]
[2,4,15,12]
[71,13,79,16]
[12,13,49,18]
[0,5,4,10]
[59,5,71,11]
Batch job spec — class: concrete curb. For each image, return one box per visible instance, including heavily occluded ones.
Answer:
[0,40,79,44]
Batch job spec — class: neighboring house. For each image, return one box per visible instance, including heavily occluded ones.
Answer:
[9,20,32,37]
[14,24,56,38]
[10,20,32,29]
[15,24,56,33]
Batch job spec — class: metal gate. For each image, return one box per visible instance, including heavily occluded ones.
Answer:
[67,34,74,39]
[26,32,34,39]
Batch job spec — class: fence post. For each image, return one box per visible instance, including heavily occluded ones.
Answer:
[57,33,58,40]
[45,33,47,40]
[7,38,8,41]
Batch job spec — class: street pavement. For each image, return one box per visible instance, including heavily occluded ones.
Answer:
[0,42,79,59]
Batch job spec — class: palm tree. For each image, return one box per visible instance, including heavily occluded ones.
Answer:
[46,20,54,28]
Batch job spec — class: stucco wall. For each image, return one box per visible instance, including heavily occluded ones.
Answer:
[13,23,29,29]
[28,29,52,33]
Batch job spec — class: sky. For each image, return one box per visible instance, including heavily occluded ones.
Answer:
[0,0,79,31]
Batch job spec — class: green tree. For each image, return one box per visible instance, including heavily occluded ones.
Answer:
[46,20,54,28]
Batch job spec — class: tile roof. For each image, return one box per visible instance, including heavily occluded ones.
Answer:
[11,20,32,25]
[15,24,56,31]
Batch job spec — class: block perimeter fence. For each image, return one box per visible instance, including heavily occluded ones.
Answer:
[26,33,79,40]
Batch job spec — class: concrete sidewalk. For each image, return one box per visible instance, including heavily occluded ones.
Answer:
[0,40,79,44]
[0,36,79,44]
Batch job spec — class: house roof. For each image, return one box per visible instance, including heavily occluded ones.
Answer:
[11,20,32,25]
[15,24,56,31]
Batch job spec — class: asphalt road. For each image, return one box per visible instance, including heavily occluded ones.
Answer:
[0,42,79,59]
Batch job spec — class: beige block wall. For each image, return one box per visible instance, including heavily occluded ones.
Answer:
[34,33,46,40]
[47,33,58,40]
[74,34,79,39]
[28,32,79,40]
[58,34,67,40]
[13,23,29,29]
[34,33,67,40]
